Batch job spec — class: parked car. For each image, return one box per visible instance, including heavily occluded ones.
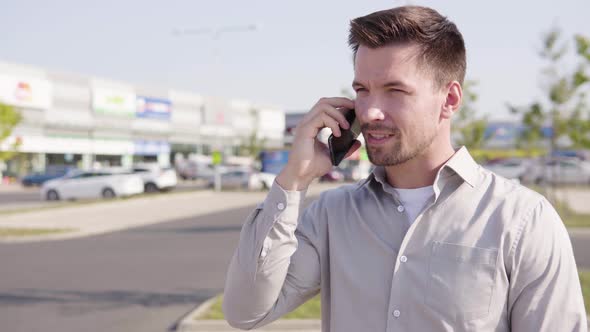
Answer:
[176,161,215,180]
[320,168,345,182]
[206,168,252,190]
[21,166,75,187]
[205,167,275,190]
[131,164,178,192]
[521,157,590,185]
[252,172,277,190]
[483,158,532,182]
[41,170,144,201]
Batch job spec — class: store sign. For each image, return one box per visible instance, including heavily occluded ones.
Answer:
[136,96,172,120]
[92,88,136,116]
[0,75,52,109]
[133,140,170,156]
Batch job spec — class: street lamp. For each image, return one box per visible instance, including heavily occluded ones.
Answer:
[172,24,259,39]
[172,23,260,191]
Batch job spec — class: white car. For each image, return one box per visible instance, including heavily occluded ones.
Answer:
[41,170,144,201]
[522,158,590,185]
[205,167,276,190]
[252,172,277,190]
[484,158,532,182]
[131,164,178,192]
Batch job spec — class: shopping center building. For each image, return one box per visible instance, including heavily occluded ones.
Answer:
[0,61,285,177]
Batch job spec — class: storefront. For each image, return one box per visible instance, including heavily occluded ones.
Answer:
[0,62,287,180]
[0,73,53,177]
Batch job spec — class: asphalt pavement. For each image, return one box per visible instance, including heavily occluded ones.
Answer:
[0,203,255,332]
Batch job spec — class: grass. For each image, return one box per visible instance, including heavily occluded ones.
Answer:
[581,270,590,315]
[0,227,74,237]
[555,201,590,228]
[198,294,321,320]
[527,185,590,228]
[201,272,590,320]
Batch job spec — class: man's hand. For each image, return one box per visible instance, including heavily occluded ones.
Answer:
[276,97,361,191]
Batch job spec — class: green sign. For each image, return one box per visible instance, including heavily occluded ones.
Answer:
[212,151,222,165]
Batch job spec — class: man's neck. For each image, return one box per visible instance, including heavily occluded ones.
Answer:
[384,143,456,189]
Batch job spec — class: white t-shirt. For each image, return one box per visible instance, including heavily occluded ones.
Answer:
[393,186,435,226]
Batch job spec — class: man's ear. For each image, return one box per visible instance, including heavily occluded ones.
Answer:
[441,81,462,120]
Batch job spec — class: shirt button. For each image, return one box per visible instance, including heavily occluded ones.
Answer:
[397,205,405,213]
[400,256,407,263]
[277,203,285,210]
[393,310,401,318]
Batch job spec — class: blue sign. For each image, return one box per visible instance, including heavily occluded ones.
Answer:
[134,140,171,156]
[136,96,172,120]
[484,123,553,141]
[261,150,289,175]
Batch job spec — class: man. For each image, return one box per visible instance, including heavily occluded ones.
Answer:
[223,6,587,331]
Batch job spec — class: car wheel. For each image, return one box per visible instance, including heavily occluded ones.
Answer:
[46,189,60,201]
[144,182,159,193]
[102,188,116,199]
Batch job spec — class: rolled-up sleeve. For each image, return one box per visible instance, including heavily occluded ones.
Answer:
[508,198,588,331]
[223,181,322,330]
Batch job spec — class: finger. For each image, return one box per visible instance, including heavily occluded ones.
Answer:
[317,97,355,110]
[320,113,342,137]
[304,98,353,128]
[307,103,350,130]
[296,110,342,138]
[323,107,350,129]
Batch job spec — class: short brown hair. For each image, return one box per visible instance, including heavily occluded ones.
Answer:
[348,6,466,89]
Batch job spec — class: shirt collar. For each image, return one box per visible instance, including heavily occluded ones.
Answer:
[358,146,480,191]
[443,146,480,188]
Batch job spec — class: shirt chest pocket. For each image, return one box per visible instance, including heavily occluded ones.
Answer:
[425,241,498,322]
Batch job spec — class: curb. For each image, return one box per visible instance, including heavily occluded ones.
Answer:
[175,295,321,332]
[175,296,588,331]
[177,320,321,332]
[568,228,590,236]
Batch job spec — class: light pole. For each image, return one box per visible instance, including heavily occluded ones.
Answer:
[172,24,258,39]
[172,24,259,191]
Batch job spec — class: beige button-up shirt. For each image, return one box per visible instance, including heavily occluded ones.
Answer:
[223,147,587,331]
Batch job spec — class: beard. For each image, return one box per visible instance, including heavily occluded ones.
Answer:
[363,123,437,166]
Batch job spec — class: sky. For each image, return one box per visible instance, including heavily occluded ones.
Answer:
[0,0,588,120]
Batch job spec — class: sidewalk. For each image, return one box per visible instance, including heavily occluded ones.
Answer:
[554,187,590,214]
[177,319,321,332]
[0,182,341,243]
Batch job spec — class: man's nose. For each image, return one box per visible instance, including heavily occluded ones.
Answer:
[357,105,385,123]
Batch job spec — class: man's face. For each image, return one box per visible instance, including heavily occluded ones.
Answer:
[353,43,446,166]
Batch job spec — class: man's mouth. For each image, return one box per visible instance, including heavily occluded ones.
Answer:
[365,132,395,145]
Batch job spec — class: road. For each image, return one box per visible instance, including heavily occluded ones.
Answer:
[0,203,255,332]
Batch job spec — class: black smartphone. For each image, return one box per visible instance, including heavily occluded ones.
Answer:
[328,109,361,166]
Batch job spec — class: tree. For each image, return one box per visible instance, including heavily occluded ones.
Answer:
[567,34,590,148]
[452,80,489,150]
[0,102,22,162]
[510,28,590,151]
[237,108,267,160]
[238,132,267,159]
